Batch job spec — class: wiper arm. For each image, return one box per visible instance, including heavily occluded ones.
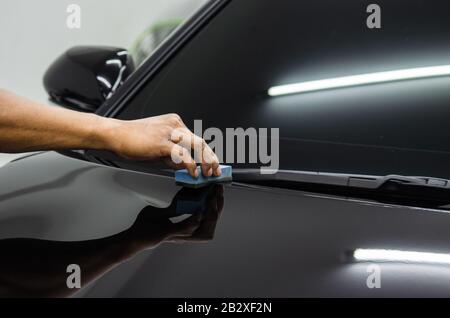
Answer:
[233,170,450,208]
[234,169,450,188]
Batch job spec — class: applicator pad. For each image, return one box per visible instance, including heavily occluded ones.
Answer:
[176,165,233,188]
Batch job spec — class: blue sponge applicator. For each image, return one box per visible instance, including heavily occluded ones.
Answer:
[175,165,233,188]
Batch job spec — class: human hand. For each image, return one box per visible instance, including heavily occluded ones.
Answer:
[103,114,221,178]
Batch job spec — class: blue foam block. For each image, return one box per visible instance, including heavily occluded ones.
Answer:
[175,165,233,188]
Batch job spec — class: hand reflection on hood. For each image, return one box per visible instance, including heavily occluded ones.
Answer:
[0,185,224,298]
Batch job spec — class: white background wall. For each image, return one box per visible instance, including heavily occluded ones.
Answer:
[0,0,207,165]
[0,0,207,102]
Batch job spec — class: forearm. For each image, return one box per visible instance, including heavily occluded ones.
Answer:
[0,89,113,153]
[0,89,221,177]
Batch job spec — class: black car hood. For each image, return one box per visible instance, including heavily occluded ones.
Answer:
[1,152,450,297]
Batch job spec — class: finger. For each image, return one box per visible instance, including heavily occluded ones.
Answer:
[196,138,221,177]
[202,146,222,177]
[175,128,221,177]
[172,127,222,178]
[169,143,199,178]
[170,128,209,176]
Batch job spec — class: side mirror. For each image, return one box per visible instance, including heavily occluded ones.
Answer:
[43,46,135,112]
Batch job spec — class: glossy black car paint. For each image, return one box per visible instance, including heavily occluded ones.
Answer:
[44,46,135,112]
[2,0,450,298]
[3,151,450,297]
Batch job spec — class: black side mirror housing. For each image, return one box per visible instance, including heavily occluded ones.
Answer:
[43,46,135,112]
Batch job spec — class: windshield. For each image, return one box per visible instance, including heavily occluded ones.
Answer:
[116,0,450,179]
[129,0,208,67]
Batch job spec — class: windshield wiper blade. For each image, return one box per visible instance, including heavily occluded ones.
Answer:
[234,169,450,188]
[233,170,450,208]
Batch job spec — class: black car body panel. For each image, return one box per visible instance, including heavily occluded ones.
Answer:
[2,152,450,297]
[2,0,450,297]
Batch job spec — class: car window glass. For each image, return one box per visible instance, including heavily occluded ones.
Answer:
[116,0,450,178]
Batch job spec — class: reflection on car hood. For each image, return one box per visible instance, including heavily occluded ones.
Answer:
[1,152,450,297]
